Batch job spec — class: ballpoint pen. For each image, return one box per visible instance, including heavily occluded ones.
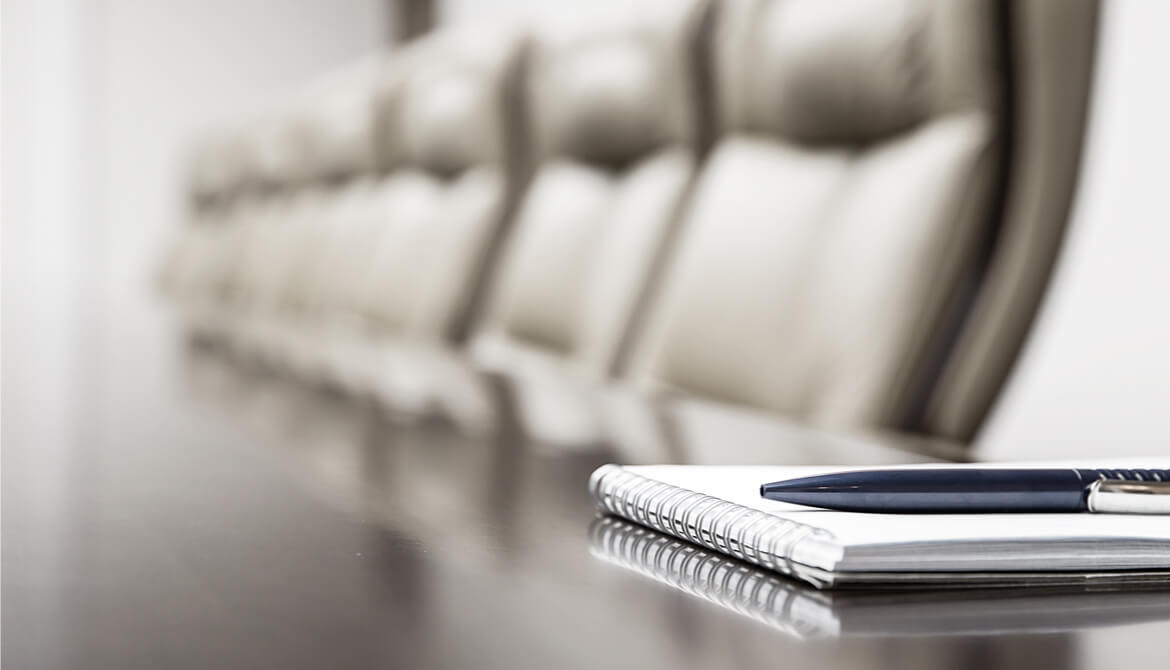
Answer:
[760,468,1170,513]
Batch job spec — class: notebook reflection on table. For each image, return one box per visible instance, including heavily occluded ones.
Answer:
[589,517,1170,639]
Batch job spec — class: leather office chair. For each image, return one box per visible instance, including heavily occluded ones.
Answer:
[629,0,1017,441]
[159,214,233,334]
[462,0,714,442]
[471,0,712,377]
[159,57,378,342]
[214,59,387,363]
[920,0,1099,442]
[362,26,526,343]
[158,120,251,330]
[168,203,263,338]
[186,124,252,210]
[267,27,529,391]
[164,0,1097,448]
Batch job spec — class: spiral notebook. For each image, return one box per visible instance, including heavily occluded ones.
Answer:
[588,464,1170,589]
[589,516,1170,637]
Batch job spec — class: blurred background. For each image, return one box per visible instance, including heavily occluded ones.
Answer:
[4,1,1170,668]
[5,0,1168,459]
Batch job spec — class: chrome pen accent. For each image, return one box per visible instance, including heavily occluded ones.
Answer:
[1088,479,1170,514]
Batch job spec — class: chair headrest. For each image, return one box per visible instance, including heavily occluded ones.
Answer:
[717,0,999,145]
[529,1,707,168]
[378,27,523,177]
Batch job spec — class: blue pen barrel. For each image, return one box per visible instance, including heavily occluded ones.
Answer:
[759,468,1170,513]
[856,469,1085,513]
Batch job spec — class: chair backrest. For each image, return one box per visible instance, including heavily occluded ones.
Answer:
[168,57,386,320]
[239,54,385,193]
[631,0,1011,437]
[919,0,1100,441]
[161,119,253,310]
[165,0,1098,445]
[185,125,250,211]
[335,27,527,344]
[472,0,713,378]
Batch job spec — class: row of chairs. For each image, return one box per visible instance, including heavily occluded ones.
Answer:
[160,0,1099,446]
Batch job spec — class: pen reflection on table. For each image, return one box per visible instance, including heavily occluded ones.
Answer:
[588,516,1170,639]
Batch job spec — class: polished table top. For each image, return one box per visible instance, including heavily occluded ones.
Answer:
[4,326,1168,670]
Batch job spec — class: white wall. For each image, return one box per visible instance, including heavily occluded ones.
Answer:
[2,6,387,647]
[3,9,95,659]
[5,0,388,429]
[3,0,92,463]
[977,0,1170,460]
[95,0,387,321]
[80,0,388,445]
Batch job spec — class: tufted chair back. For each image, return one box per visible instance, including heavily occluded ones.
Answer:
[309,27,528,345]
[474,0,713,378]
[632,0,1011,436]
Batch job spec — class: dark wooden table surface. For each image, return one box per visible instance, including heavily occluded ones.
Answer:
[4,324,1167,670]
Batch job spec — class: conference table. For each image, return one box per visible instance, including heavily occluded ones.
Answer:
[4,326,1167,670]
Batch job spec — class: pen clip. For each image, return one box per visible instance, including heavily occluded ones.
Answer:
[1087,478,1170,514]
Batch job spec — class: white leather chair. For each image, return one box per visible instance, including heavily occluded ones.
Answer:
[262,27,530,395]
[465,0,714,442]
[158,119,251,329]
[630,0,1011,436]
[161,57,384,343]
[163,0,1097,448]
[920,0,1100,441]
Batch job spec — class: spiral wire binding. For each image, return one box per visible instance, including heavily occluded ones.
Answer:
[589,464,837,582]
